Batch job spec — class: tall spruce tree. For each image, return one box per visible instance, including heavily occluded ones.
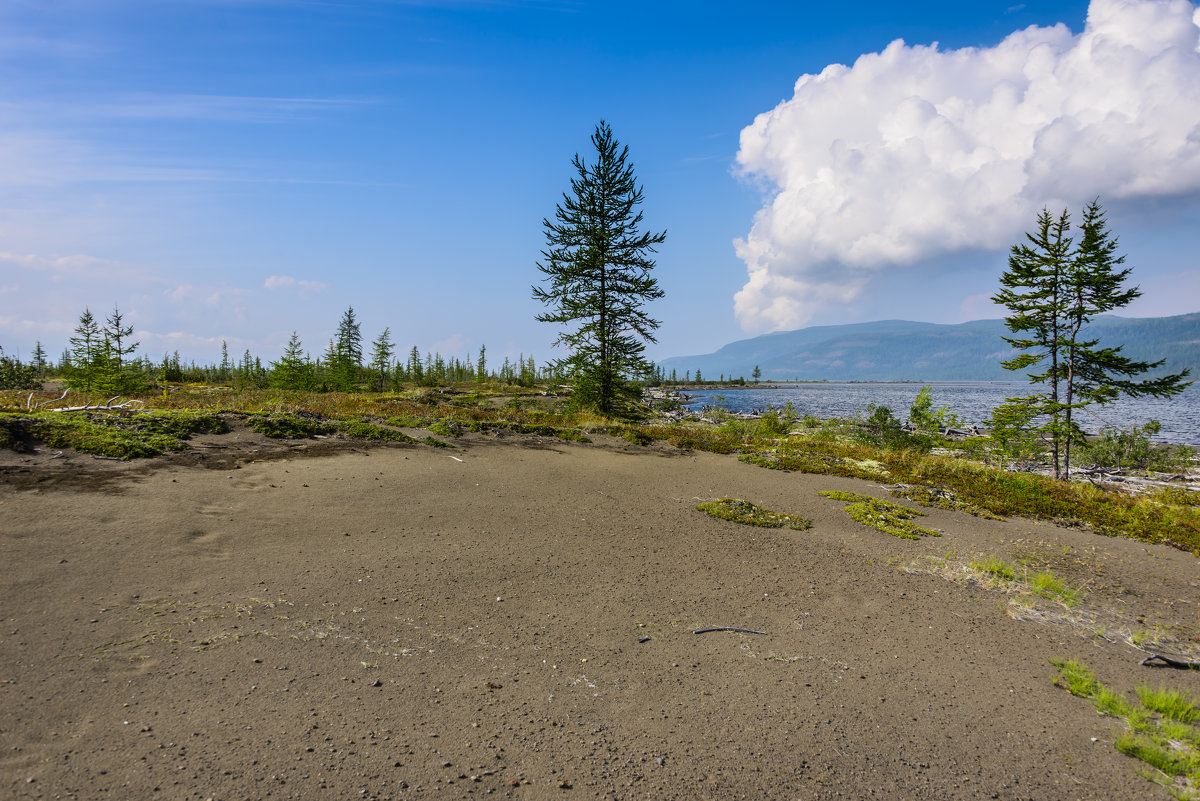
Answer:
[368,327,394,391]
[533,121,666,414]
[992,200,1190,479]
[330,306,363,391]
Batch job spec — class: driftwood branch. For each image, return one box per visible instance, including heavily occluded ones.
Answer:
[29,390,68,410]
[1140,654,1200,670]
[693,627,767,636]
[37,395,145,413]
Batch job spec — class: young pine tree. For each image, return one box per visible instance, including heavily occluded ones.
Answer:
[270,333,314,391]
[66,308,104,391]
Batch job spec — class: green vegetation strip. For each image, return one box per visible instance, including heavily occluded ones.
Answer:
[889,484,1005,520]
[0,409,227,459]
[1052,659,1200,798]
[818,490,940,540]
[696,499,811,531]
[3,387,1197,555]
[733,435,1198,553]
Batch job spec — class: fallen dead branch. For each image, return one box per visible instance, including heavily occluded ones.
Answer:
[36,395,146,413]
[28,390,68,410]
[1139,653,1200,670]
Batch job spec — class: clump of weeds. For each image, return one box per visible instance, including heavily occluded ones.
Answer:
[1052,658,1200,798]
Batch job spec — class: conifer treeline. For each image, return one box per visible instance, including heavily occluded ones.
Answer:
[0,304,557,392]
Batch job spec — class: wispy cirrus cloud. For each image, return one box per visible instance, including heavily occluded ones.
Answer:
[264,275,328,293]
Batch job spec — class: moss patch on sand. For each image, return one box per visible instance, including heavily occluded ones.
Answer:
[697,498,812,531]
[818,490,941,540]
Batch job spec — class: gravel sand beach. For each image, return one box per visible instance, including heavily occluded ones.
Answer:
[3,430,1199,799]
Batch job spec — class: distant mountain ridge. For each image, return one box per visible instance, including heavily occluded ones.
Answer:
[659,313,1200,382]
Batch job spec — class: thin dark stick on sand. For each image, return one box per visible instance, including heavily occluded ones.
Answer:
[693,627,767,635]
[1140,654,1200,669]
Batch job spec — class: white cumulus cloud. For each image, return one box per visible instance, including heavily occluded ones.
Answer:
[734,0,1200,332]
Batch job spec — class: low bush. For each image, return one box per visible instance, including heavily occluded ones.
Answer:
[246,413,336,439]
[1075,420,1194,472]
[341,420,417,443]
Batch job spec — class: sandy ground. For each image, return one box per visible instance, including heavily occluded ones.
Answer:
[3,428,1200,800]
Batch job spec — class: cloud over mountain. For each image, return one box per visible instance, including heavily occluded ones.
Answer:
[734,0,1200,332]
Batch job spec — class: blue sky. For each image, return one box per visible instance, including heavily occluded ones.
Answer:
[2,0,1198,367]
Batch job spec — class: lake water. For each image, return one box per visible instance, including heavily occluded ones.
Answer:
[681,381,1200,446]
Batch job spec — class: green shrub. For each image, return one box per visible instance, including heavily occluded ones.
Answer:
[1075,420,1194,472]
[246,413,336,439]
[129,410,228,438]
[0,350,41,391]
[907,386,963,432]
[855,404,935,452]
[342,420,417,442]
[427,420,462,438]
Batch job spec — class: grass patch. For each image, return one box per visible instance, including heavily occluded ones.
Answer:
[1052,658,1200,798]
[727,426,1200,553]
[1137,685,1200,724]
[818,490,940,540]
[970,555,1016,582]
[1029,570,1080,606]
[696,498,812,531]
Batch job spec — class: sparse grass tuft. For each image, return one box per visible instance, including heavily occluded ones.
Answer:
[1137,685,1200,724]
[1029,570,1080,606]
[970,555,1016,582]
[696,499,812,531]
[1115,731,1196,778]
[1050,658,1097,698]
[1052,658,1200,798]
